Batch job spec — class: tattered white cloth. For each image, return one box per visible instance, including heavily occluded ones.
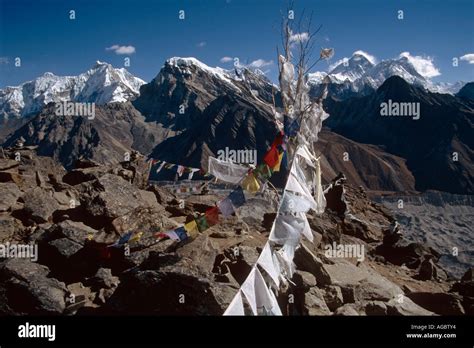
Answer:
[208,156,248,184]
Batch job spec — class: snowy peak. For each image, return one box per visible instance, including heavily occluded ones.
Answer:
[0,62,145,119]
[309,50,466,97]
[329,52,376,82]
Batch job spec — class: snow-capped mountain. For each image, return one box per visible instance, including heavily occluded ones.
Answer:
[0,61,145,120]
[309,51,465,98]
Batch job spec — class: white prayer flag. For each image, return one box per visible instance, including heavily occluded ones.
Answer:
[254,267,282,316]
[314,157,326,214]
[223,290,245,316]
[257,243,280,287]
[269,214,304,246]
[208,156,248,184]
[241,268,258,315]
[156,161,166,173]
[286,164,317,211]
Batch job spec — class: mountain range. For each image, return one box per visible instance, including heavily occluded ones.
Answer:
[0,61,145,120]
[309,51,466,100]
[1,56,472,195]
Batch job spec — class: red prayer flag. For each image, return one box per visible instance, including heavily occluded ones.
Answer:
[264,145,279,168]
[205,206,219,226]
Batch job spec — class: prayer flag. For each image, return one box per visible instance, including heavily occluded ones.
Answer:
[242,173,260,193]
[228,187,246,208]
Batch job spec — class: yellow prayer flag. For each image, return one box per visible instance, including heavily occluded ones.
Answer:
[129,231,143,243]
[273,152,284,172]
[184,220,199,238]
[242,173,260,193]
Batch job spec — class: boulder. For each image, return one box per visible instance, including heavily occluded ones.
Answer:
[81,174,159,220]
[294,243,332,285]
[86,268,119,290]
[303,287,331,315]
[406,292,465,315]
[0,183,22,212]
[334,304,360,316]
[365,301,388,315]
[0,259,67,315]
[386,297,435,316]
[22,187,60,223]
[0,214,24,242]
[323,285,344,311]
[293,270,317,291]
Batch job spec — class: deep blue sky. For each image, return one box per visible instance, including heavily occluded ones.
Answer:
[0,0,473,87]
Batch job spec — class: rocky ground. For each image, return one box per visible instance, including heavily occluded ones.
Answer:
[0,145,472,316]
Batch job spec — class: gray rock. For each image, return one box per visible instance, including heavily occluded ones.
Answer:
[365,301,388,315]
[0,259,67,315]
[294,243,332,285]
[293,270,317,291]
[334,303,360,316]
[23,187,59,223]
[0,183,22,212]
[323,285,344,311]
[304,287,331,315]
[88,268,120,290]
[386,297,435,316]
[406,292,465,315]
[82,174,159,220]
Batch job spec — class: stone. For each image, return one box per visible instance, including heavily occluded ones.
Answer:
[386,297,435,316]
[294,243,332,285]
[334,304,360,316]
[82,174,159,220]
[23,187,60,223]
[365,301,388,315]
[323,285,344,311]
[87,268,120,290]
[406,292,465,315]
[0,183,22,212]
[303,287,331,315]
[0,259,67,315]
[293,270,317,291]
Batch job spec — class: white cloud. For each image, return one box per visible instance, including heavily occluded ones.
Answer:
[289,31,309,44]
[220,56,233,63]
[106,45,136,55]
[399,52,440,78]
[460,53,474,64]
[0,57,8,64]
[248,59,273,68]
[353,50,377,65]
[196,41,206,48]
